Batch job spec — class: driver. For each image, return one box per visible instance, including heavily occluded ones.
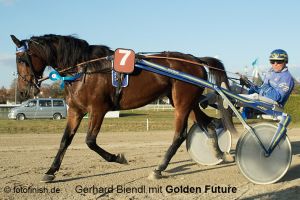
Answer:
[194,49,294,163]
[240,49,294,118]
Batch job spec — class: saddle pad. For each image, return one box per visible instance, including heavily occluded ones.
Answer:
[112,70,129,87]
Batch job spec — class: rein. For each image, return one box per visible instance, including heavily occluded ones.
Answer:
[139,54,238,75]
[140,55,206,67]
[38,52,242,86]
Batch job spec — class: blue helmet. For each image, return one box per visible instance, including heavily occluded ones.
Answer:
[269,49,288,63]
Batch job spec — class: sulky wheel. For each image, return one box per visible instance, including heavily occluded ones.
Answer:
[236,123,292,184]
[186,123,231,166]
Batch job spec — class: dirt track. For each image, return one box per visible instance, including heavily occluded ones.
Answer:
[0,127,300,200]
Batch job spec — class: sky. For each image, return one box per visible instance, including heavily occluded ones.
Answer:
[0,0,299,88]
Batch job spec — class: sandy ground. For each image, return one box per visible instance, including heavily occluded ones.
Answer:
[0,127,300,200]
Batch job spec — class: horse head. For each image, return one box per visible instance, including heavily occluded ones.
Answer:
[11,35,46,100]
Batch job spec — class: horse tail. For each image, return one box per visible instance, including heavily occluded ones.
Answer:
[198,57,237,134]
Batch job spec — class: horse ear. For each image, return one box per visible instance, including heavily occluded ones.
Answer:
[10,35,22,48]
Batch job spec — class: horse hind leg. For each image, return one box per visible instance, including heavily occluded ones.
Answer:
[85,111,128,164]
[192,104,234,163]
[206,122,235,163]
[190,103,213,127]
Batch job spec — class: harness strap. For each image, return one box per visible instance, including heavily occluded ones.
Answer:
[113,72,124,110]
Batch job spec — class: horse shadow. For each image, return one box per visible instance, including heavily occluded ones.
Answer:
[165,162,195,173]
[49,159,235,183]
[165,162,235,177]
[50,158,236,184]
[48,140,300,184]
[50,159,193,183]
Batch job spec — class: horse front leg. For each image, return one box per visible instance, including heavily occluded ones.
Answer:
[148,108,190,180]
[41,108,84,182]
[85,111,127,164]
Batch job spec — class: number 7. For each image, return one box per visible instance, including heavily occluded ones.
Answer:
[119,49,131,66]
[113,48,135,73]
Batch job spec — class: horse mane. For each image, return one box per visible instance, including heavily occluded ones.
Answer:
[28,34,113,72]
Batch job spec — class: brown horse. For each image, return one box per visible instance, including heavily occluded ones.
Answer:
[10,34,235,182]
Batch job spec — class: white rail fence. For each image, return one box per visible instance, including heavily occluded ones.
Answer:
[133,104,174,111]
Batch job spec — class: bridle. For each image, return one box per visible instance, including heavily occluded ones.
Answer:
[16,40,113,88]
[15,41,42,92]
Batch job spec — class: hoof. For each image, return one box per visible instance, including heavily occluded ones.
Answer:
[148,170,163,180]
[116,153,128,164]
[40,174,55,183]
[222,152,235,163]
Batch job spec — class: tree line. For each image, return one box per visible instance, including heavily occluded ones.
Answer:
[0,79,64,104]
